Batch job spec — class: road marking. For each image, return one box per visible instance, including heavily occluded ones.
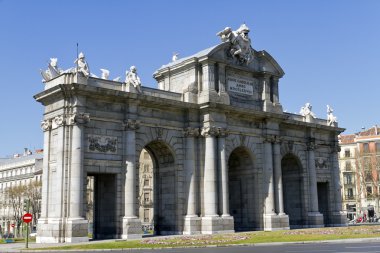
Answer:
[285,250,335,252]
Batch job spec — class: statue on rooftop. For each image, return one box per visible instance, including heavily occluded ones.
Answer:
[300,103,316,118]
[125,66,142,93]
[40,58,62,82]
[100,69,110,80]
[217,23,254,65]
[74,52,90,77]
[327,105,338,126]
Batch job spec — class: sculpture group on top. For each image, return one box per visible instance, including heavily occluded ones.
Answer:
[299,103,338,126]
[217,23,254,65]
[40,52,142,92]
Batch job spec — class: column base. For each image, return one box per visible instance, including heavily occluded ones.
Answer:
[36,217,89,243]
[201,215,234,234]
[307,212,324,228]
[263,213,290,231]
[65,218,89,243]
[183,215,201,235]
[329,211,348,227]
[122,217,142,239]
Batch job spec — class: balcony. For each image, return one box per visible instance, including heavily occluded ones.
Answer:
[344,195,355,200]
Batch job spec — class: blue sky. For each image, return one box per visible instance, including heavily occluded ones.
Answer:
[0,0,379,157]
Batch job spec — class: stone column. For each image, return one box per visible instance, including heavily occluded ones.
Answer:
[273,136,290,230]
[39,120,51,220]
[202,126,218,217]
[307,139,324,227]
[183,127,201,234]
[330,143,347,226]
[273,137,284,215]
[217,128,229,217]
[122,119,142,239]
[217,128,234,233]
[261,74,273,112]
[201,126,221,234]
[69,113,89,218]
[263,136,275,217]
[66,113,90,242]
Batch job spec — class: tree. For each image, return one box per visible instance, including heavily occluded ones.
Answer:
[5,184,26,237]
[25,180,42,226]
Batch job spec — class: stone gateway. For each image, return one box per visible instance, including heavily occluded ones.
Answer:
[34,24,346,243]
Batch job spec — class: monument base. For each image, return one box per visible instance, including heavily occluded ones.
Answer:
[183,215,201,235]
[263,213,290,231]
[36,217,89,243]
[329,211,348,227]
[121,217,142,239]
[201,215,234,234]
[308,212,325,228]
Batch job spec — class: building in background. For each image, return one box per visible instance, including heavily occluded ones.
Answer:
[139,149,154,231]
[0,149,43,237]
[339,126,380,221]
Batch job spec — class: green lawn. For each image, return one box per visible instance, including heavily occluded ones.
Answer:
[34,225,380,250]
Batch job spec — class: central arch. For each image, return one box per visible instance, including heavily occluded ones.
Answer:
[228,147,257,231]
[281,154,305,228]
[139,140,178,235]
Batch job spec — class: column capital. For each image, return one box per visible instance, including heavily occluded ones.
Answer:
[52,115,66,129]
[264,134,280,143]
[330,143,341,153]
[201,126,218,137]
[307,138,316,151]
[41,119,52,132]
[123,119,140,130]
[183,127,200,137]
[67,113,90,125]
[217,127,229,137]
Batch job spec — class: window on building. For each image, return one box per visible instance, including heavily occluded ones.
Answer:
[344,173,353,185]
[365,170,373,182]
[144,179,149,186]
[345,188,354,199]
[376,143,380,153]
[345,161,352,171]
[345,149,351,158]
[363,143,370,153]
[144,193,150,203]
[366,186,373,197]
[144,209,149,222]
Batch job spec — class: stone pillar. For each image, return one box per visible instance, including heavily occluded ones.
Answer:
[183,127,201,234]
[202,126,218,217]
[273,137,290,229]
[263,136,276,222]
[122,120,142,239]
[217,128,234,232]
[307,139,324,227]
[217,63,230,105]
[201,126,221,234]
[271,77,283,113]
[39,120,51,220]
[65,113,90,242]
[263,135,289,231]
[273,138,284,215]
[330,143,347,226]
[217,128,229,217]
[261,74,273,112]
[198,62,219,104]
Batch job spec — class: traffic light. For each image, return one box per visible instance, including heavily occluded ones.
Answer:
[23,199,29,212]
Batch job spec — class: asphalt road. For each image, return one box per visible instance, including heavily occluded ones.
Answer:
[4,240,380,253]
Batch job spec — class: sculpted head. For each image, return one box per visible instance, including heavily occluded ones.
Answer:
[130,66,137,72]
[50,58,58,67]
